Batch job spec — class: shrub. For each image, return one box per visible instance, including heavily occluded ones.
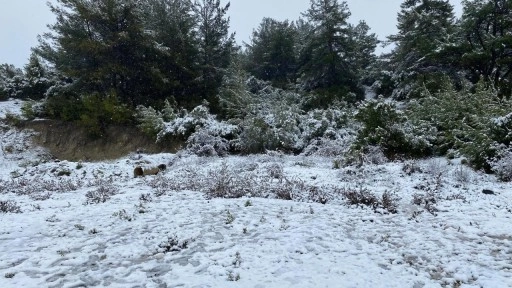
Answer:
[341,187,379,208]
[135,105,165,138]
[355,99,434,158]
[186,121,240,156]
[0,200,22,213]
[408,81,512,171]
[84,179,119,204]
[157,234,189,254]
[341,187,400,214]
[79,92,133,138]
[488,146,512,181]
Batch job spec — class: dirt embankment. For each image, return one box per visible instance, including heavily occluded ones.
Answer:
[21,120,182,162]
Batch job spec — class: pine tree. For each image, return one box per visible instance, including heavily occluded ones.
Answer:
[347,21,379,85]
[21,53,53,100]
[246,18,298,87]
[142,0,200,107]
[194,0,236,112]
[0,64,23,100]
[459,0,512,98]
[299,0,375,105]
[36,0,159,106]
[388,0,456,99]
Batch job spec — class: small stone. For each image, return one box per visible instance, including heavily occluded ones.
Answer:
[482,189,495,195]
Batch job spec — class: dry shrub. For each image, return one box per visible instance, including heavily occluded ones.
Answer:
[342,187,400,214]
[342,187,379,208]
[84,179,119,204]
[0,200,22,213]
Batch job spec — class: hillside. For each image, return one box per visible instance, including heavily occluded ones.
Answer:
[0,100,511,287]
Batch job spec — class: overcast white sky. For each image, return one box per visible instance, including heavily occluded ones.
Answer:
[0,0,463,68]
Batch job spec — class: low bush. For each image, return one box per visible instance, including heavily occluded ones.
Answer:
[341,187,400,214]
[0,200,22,213]
[354,99,434,159]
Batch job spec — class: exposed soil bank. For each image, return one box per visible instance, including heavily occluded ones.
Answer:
[21,120,182,161]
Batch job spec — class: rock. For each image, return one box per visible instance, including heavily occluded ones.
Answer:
[482,189,495,195]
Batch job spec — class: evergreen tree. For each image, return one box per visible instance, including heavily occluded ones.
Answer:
[142,0,200,107]
[36,0,159,106]
[347,21,379,85]
[194,0,236,112]
[246,18,298,87]
[387,0,457,99]
[22,53,53,100]
[0,64,23,100]
[459,0,512,98]
[299,0,375,104]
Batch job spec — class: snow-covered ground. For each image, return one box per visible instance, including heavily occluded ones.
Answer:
[1,100,511,288]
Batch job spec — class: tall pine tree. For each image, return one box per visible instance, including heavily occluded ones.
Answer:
[246,18,298,87]
[459,0,512,97]
[194,0,236,112]
[36,0,159,106]
[141,0,200,107]
[387,0,456,99]
[299,0,376,105]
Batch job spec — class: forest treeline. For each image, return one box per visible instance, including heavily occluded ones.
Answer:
[1,0,512,178]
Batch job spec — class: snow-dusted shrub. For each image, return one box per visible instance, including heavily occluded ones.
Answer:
[135,99,176,138]
[157,104,211,139]
[135,105,164,137]
[380,190,400,214]
[452,164,473,183]
[411,192,438,216]
[300,106,357,157]
[157,234,189,254]
[238,117,276,154]
[341,186,400,214]
[487,114,512,180]
[355,99,434,158]
[408,82,512,170]
[341,186,379,209]
[186,121,239,156]
[0,200,22,213]
[84,179,119,204]
[489,146,512,181]
[205,162,254,198]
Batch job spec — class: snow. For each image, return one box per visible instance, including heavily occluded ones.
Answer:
[1,101,512,287]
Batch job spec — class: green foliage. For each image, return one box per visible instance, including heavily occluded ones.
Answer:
[355,99,433,158]
[217,58,255,119]
[78,93,133,138]
[44,91,84,121]
[387,0,457,100]
[21,101,37,120]
[194,0,236,113]
[135,99,176,138]
[135,106,165,138]
[239,117,275,154]
[245,18,298,87]
[298,0,377,104]
[458,0,512,97]
[408,81,512,170]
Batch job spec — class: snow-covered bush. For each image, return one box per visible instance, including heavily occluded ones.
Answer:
[355,99,434,158]
[135,105,165,138]
[408,81,512,170]
[186,121,240,156]
[488,146,512,182]
[0,200,22,213]
[157,104,211,139]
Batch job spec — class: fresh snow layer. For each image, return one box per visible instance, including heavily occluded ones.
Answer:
[1,101,512,288]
